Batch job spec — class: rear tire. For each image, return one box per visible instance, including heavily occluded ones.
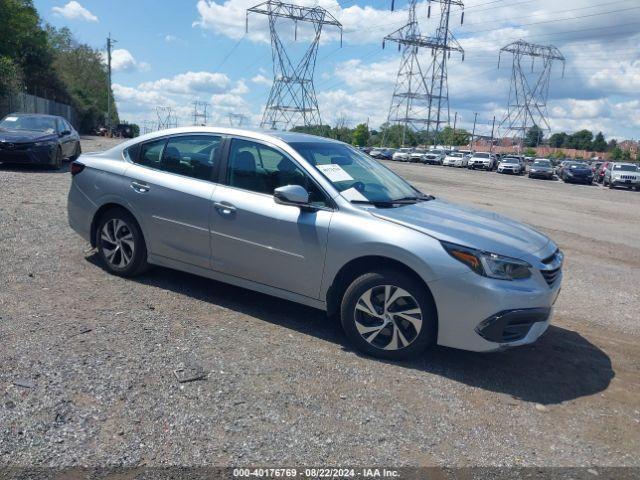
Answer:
[96,208,149,277]
[340,269,437,360]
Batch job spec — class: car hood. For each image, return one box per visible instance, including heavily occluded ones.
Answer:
[566,167,592,174]
[0,129,57,143]
[372,199,550,258]
[531,166,552,171]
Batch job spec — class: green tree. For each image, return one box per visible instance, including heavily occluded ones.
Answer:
[525,125,544,147]
[524,147,537,157]
[592,132,607,152]
[549,132,567,148]
[351,123,370,146]
[437,126,470,147]
[622,149,632,161]
[610,147,623,160]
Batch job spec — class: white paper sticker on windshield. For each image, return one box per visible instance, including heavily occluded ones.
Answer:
[341,187,367,202]
[317,163,353,182]
[4,116,18,122]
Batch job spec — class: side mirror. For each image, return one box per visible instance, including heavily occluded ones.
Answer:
[59,130,71,136]
[274,185,310,208]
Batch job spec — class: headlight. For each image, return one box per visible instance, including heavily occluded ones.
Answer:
[34,140,56,147]
[530,169,537,172]
[441,241,532,280]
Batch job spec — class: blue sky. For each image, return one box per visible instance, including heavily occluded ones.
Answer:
[36,0,640,139]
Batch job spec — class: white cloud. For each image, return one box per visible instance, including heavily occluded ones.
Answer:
[52,1,98,22]
[165,34,187,45]
[113,71,251,126]
[106,49,150,73]
[139,71,232,95]
[251,74,272,86]
[193,0,407,44]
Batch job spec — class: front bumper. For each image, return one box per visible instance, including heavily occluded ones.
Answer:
[471,161,491,169]
[498,167,518,174]
[429,264,562,352]
[0,145,56,165]
[529,170,553,178]
[611,178,640,186]
[565,174,593,183]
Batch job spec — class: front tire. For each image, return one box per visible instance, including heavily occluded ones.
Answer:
[96,208,149,277]
[340,269,437,360]
[51,147,62,170]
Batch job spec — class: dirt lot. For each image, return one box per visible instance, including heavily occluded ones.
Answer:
[1,137,639,468]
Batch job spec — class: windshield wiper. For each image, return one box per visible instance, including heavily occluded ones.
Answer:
[350,194,434,208]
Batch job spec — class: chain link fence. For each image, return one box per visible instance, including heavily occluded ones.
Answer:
[0,91,77,128]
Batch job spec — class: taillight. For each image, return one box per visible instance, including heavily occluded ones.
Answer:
[70,161,85,176]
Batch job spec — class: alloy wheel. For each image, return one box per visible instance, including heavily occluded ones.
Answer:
[353,285,423,351]
[100,219,135,269]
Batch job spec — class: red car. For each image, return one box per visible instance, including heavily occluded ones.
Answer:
[595,161,611,183]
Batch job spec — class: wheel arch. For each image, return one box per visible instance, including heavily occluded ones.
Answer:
[326,255,438,325]
[90,202,144,248]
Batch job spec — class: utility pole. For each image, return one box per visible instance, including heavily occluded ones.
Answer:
[452,111,457,149]
[470,112,477,151]
[490,115,496,154]
[106,33,117,134]
[192,101,210,125]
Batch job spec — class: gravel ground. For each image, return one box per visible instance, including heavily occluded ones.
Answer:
[0,137,639,468]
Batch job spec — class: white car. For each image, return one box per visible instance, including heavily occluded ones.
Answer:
[454,154,469,168]
[468,152,497,170]
[603,162,640,190]
[409,148,428,163]
[497,157,522,174]
[443,152,465,167]
[392,148,413,162]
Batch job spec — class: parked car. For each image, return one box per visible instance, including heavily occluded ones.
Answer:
[68,127,563,360]
[554,160,572,177]
[392,148,413,162]
[421,149,445,165]
[410,148,428,163]
[0,113,81,169]
[603,162,640,190]
[468,152,497,170]
[528,159,554,180]
[595,161,611,183]
[443,151,465,167]
[561,162,594,184]
[370,148,394,160]
[497,157,522,175]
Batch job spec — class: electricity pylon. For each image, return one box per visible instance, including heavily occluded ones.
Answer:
[246,1,342,130]
[384,0,464,146]
[228,113,249,127]
[498,40,565,143]
[156,106,177,130]
[192,101,210,125]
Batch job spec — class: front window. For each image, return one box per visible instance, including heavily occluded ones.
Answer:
[613,164,637,172]
[290,141,425,205]
[0,115,57,133]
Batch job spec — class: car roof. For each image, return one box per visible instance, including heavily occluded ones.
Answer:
[4,112,62,119]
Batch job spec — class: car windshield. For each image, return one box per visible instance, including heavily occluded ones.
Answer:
[613,164,637,171]
[568,163,588,168]
[502,159,518,164]
[291,142,426,205]
[0,115,57,133]
[450,153,463,157]
[413,149,426,154]
[474,153,490,158]
[533,160,551,167]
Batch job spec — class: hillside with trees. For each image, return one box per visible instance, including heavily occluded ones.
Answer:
[0,0,117,132]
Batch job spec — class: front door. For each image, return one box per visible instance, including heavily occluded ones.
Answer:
[209,137,333,299]
[123,134,222,269]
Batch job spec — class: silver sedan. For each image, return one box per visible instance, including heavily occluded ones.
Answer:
[68,127,563,360]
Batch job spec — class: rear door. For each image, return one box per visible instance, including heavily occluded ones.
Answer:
[123,133,222,269]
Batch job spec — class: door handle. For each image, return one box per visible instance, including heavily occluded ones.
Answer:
[130,181,150,193]
[213,201,236,215]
